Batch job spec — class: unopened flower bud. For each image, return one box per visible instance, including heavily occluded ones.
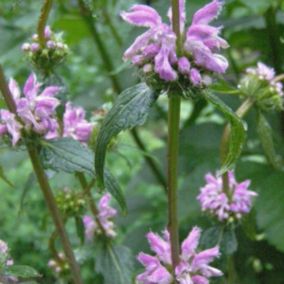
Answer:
[143,64,153,73]
[30,43,40,52]
[32,34,38,41]
[47,40,56,49]
[44,26,52,39]
[21,43,31,51]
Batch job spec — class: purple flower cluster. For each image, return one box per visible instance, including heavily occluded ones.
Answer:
[63,103,93,143]
[83,193,117,239]
[137,227,222,284]
[197,171,257,221]
[246,62,283,97]
[239,62,283,111]
[121,0,228,86]
[0,240,14,268]
[22,26,68,54]
[0,73,94,145]
[21,26,69,73]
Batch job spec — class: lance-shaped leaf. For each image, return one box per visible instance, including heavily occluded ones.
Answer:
[95,243,134,284]
[203,91,246,173]
[40,138,126,211]
[95,83,158,187]
[104,170,127,214]
[5,265,40,279]
[40,138,94,176]
[257,112,282,169]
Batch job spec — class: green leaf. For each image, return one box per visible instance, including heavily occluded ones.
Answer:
[40,138,94,176]
[95,243,134,284]
[221,226,238,255]
[95,83,158,187]
[257,112,282,169]
[203,91,246,173]
[238,162,284,252]
[5,265,40,279]
[104,170,127,214]
[0,165,13,187]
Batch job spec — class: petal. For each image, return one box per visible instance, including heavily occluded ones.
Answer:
[190,68,202,86]
[146,231,171,264]
[123,29,155,60]
[121,5,161,28]
[137,252,159,269]
[40,86,61,97]
[192,0,222,25]
[23,73,40,100]
[178,57,191,74]
[192,246,220,269]
[8,78,20,100]
[192,275,209,284]
[181,227,201,260]
[154,44,177,81]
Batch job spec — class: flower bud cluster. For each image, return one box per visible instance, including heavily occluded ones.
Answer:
[0,73,94,146]
[197,171,257,222]
[21,26,69,73]
[137,227,222,284]
[121,0,228,93]
[0,240,14,270]
[48,252,69,277]
[83,193,117,239]
[238,62,283,112]
[55,188,86,218]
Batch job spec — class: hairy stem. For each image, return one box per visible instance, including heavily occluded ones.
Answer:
[102,8,123,47]
[76,172,107,234]
[37,0,53,47]
[0,66,83,284]
[27,146,83,284]
[220,98,254,198]
[167,103,181,270]
[167,0,182,278]
[167,95,181,275]
[77,0,167,190]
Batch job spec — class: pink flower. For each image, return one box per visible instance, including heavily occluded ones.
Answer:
[0,110,22,146]
[246,62,283,97]
[83,193,117,239]
[121,0,228,85]
[136,227,222,284]
[197,171,257,221]
[8,73,60,140]
[63,102,93,143]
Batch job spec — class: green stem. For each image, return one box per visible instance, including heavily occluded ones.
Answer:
[102,8,123,47]
[220,98,254,198]
[227,255,237,284]
[0,66,17,113]
[37,0,53,47]
[0,66,83,284]
[76,172,107,234]
[27,145,83,284]
[77,0,167,191]
[167,95,181,274]
[167,0,182,278]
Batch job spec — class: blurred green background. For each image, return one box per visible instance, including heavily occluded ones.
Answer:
[1,0,284,283]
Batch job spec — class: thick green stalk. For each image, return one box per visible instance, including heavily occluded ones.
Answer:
[167,0,182,277]
[27,146,83,284]
[220,98,254,198]
[0,66,83,284]
[167,95,181,273]
[77,0,167,190]
[37,0,53,47]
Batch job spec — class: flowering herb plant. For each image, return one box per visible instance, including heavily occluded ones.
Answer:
[0,0,284,283]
